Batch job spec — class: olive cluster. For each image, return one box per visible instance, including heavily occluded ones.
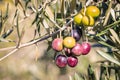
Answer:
[52,27,91,68]
[51,5,100,68]
[74,5,100,27]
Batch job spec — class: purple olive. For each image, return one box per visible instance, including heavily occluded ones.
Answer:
[71,29,81,41]
[55,54,67,68]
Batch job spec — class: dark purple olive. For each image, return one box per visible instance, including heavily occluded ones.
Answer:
[71,29,81,41]
[76,26,82,35]
[55,54,67,68]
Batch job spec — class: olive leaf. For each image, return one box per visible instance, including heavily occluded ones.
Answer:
[61,0,65,17]
[24,0,31,9]
[98,41,114,49]
[110,8,116,21]
[74,73,84,80]
[88,65,96,80]
[97,50,120,66]
[96,20,120,36]
[42,19,50,33]
[3,3,9,22]
[1,27,13,38]
[109,29,120,44]
[103,1,112,26]
[16,13,20,39]
[114,52,120,61]
[45,6,54,22]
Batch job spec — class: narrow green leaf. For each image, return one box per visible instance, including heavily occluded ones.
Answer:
[96,20,120,36]
[73,73,84,80]
[88,65,96,80]
[16,14,20,39]
[24,0,31,9]
[15,0,20,6]
[61,0,65,17]
[32,13,39,25]
[42,19,50,34]
[42,19,49,29]
[110,8,116,21]
[13,9,18,22]
[74,73,80,80]
[98,41,114,48]
[45,6,54,22]
[109,29,120,44]
[45,14,61,29]
[103,1,112,26]
[114,52,120,61]
[3,3,9,21]
[36,22,41,36]
[110,35,116,43]
[97,50,120,66]
[2,27,13,38]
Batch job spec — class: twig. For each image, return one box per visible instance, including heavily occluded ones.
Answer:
[0,48,18,61]
[0,46,16,51]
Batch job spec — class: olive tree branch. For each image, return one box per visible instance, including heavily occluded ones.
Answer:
[0,19,73,61]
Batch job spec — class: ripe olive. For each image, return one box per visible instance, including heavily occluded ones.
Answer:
[52,38,63,51]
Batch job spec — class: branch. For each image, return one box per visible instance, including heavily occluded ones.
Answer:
[0,19,73,61]
[0,48,18,61]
